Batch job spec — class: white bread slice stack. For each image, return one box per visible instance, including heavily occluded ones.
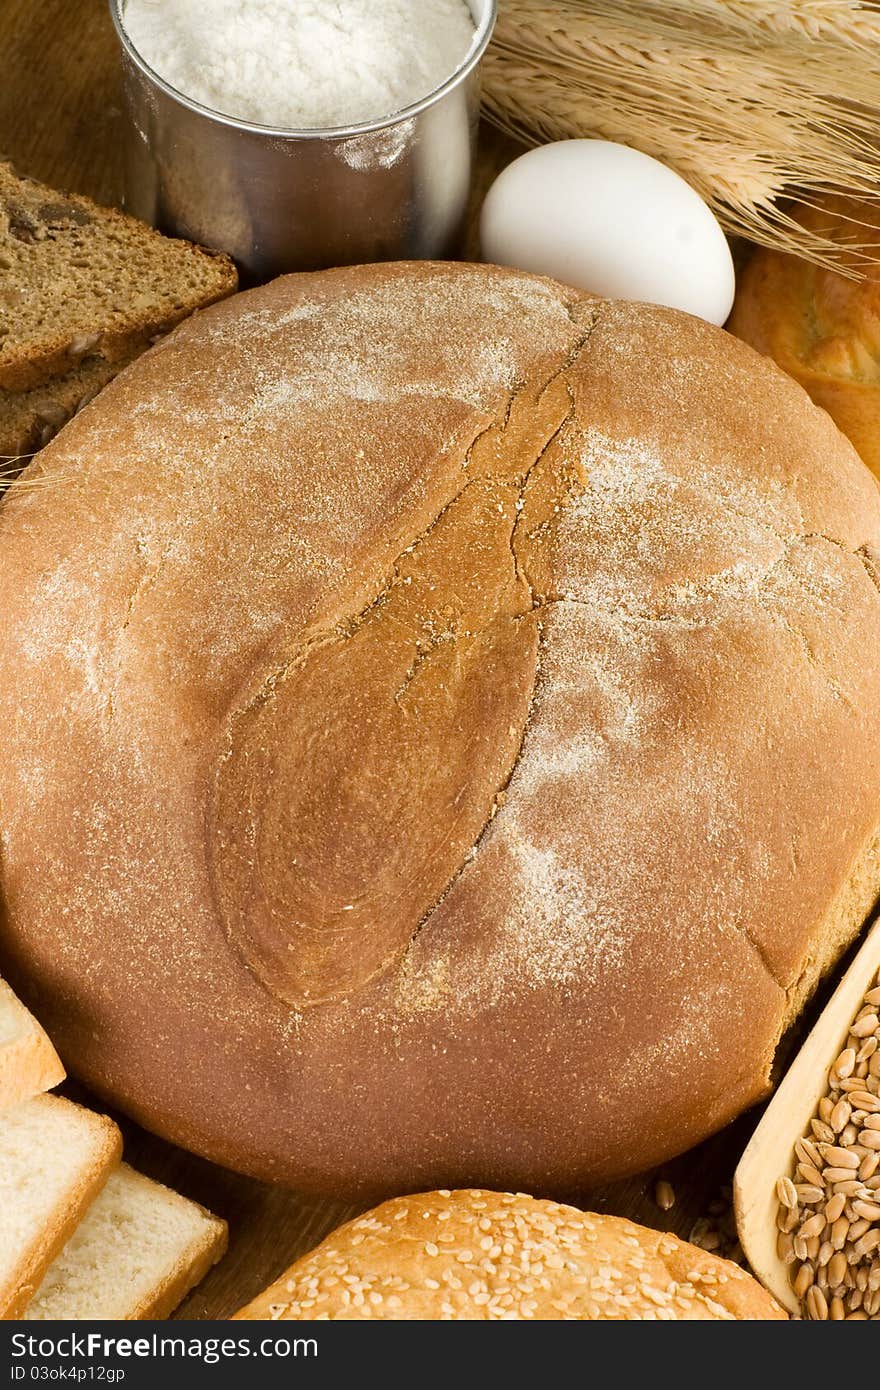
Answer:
[0,976,226,1319]
[25,1164,228,1320]
[0,978,65,1111]
[0,1094,121,1318]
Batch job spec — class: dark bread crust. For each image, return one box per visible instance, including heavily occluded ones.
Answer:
[0,355,130,462]
[1,262,880,1197]
[0,162,238,393]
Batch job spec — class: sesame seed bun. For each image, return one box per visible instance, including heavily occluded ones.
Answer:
[233,1190,786,1320]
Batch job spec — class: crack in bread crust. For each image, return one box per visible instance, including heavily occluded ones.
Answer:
[207,326,600,1009]
[207,303,880,1012]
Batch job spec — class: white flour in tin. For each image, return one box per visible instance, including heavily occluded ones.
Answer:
[122,0,477,129]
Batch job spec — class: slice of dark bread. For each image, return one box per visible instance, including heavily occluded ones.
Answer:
[0,354,132,462]
[0,163,237,393]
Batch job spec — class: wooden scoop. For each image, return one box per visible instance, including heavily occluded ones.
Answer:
[734,916,880,1314]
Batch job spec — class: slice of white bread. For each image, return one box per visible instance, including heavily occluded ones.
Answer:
[0,1094,121,1318]
[0,978,65,1112]
[25,1164,228,1320]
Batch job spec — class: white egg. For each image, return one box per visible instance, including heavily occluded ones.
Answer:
[480,139,735,327]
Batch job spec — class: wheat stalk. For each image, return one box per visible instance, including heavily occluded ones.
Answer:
[696,1,880,45]
[483,0,880,267]
[0,458,30,490]
[0,455,63,494]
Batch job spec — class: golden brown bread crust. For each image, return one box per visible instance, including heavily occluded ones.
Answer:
[233,1190,786,1320]
[1,263,880,1196]
[728,195,880,481]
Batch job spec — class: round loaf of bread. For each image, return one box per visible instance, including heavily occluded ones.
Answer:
[1,263,880,1196]
[233,1189,786,1320]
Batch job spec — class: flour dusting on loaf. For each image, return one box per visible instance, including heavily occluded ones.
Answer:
[1,263,880,1197]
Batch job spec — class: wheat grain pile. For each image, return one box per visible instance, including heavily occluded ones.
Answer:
[484,0,880,267]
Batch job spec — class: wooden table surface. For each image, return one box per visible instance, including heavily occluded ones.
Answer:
[0,0,795,1321]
